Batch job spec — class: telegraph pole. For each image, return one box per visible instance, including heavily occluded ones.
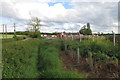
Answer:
[13,23,16,38]
[5,24,7,38]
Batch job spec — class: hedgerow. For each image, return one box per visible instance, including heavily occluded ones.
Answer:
[60,38,119,63]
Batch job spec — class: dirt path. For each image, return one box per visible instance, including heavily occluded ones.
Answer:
[60,50,120,78]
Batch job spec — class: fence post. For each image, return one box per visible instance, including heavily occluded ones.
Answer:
[113,33,115,46]
[92,35,94,41]
[88,51,93,71]
[77,47,80,63]
[70,47,74,59]
[79,33,81,42]
[65,44,67,51]
[71,34,73,40]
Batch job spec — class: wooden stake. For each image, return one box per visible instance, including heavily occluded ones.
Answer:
[79,33,81,42]
[88,51,93,71]
[92,35,94,41]
[71,34,73,40]
[70,47,74,59]
[65,44,67,51]
[113,33,115,46]
[77,47,80,63]
[112,31,115,46]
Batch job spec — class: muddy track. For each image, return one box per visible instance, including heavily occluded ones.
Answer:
[60,50,120,78]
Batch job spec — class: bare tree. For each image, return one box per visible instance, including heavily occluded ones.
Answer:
[29,17,41,32]
[27,17,41,38]
[26,26,33,32]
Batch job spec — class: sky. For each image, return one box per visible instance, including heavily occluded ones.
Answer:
[0,0,119,33]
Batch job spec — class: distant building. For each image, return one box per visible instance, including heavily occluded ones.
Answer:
[56,32,67,38]
[41,34,48,37]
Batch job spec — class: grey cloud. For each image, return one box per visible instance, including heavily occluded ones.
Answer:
[70,2,118,30]
[0,2,18,19]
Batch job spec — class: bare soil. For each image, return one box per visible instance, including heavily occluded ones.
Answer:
[60,50,120,78]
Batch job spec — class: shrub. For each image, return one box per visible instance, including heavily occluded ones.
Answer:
[92,52,110,63]
[27,32,41,38]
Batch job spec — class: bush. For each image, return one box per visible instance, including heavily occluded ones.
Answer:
[14,36,26,41]
[27,32,41,38]
[60,38,119,63]
[92,52,110,63]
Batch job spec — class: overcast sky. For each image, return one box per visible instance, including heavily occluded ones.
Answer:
[0,0,119,33]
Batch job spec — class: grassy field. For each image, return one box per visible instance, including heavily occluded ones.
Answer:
[0,34,26,39]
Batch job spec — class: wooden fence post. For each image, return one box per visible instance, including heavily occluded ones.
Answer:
[92,35,94,41]
[71,34,73,40]
[79,33,81,42]
[113,33,115,46]
[112,31,116,46]
[77,47,80,63]
[65,44,67,51]
[88,51,93,71]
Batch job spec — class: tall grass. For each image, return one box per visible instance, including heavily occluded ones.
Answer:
[2,39,41,78]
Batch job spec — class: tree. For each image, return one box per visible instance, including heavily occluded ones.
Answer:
[79,23,92,35]
[87,23,90,29]
[79,25,86,35]
[86,23,92,35]
[27,17,41,38]
[30,17,41,32]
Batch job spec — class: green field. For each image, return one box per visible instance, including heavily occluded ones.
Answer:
[0,34,26,39]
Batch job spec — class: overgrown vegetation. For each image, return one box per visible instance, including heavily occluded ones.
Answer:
[2,39,40,78]
[38,39,86,78]
[27,32,41,38]
[2,39,87,78]
[61,38,119,64]
[2,37,119,78]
